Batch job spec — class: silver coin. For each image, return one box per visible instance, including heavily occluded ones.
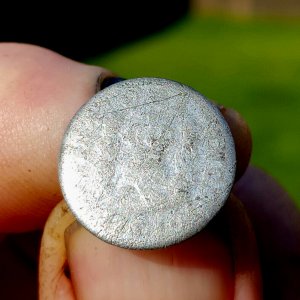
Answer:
[59,78,236,249]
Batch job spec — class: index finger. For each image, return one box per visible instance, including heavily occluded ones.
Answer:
[0,43,112,231]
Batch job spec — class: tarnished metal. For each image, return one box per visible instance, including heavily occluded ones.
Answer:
[59,78,236,249]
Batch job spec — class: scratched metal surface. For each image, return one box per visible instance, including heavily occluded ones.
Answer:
[59,78,236,249]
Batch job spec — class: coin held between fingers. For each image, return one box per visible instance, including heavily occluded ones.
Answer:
[59,77,236,249]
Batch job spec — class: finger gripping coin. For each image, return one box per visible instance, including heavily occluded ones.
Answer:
[59,78,236,249]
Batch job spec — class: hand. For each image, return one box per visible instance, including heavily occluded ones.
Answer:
[0,43,299,300]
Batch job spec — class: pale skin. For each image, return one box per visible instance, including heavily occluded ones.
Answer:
[0,43,299,300]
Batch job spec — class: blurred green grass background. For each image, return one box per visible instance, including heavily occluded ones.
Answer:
[90,15,300,205]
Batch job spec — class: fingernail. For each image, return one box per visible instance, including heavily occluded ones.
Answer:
[96,76,125,92]
[64,221,81,250]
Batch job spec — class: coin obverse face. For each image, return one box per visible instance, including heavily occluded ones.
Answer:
[59,78,236,249]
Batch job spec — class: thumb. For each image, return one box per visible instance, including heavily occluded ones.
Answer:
[39,195,261,300]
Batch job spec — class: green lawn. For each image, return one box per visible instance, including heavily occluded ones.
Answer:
[90,15,300,205]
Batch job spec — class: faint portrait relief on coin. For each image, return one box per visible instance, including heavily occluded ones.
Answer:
[59,78,236,249]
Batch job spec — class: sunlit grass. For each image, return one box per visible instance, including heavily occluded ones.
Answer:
[90,15,300,204]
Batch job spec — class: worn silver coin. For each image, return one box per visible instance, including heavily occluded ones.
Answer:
[59,78,236,249]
